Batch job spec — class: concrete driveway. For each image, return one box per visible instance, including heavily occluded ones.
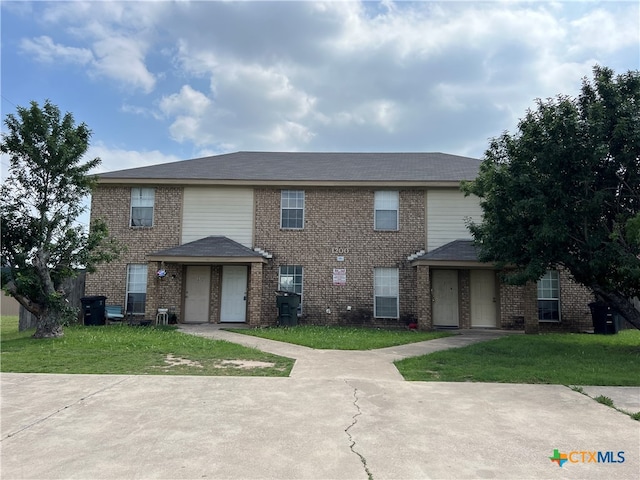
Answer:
[1,328,639,479]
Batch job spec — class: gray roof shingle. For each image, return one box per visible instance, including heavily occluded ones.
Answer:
[149,236,263,259]
[99,151,481,183]
[417,240,480,262]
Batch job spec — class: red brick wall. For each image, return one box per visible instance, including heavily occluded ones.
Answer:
[499,282,526,330]
[458,270,471,329]
[209,266,222,323]
[539,270,594,333]
[88,183,596,332]
[416,265,432,329]
[248,263,264,327]
[254,187,426,327]
[498,269,594,333]
[86,185,183,320]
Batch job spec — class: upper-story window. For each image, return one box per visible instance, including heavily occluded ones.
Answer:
[131,187,155,227]
[281,190,305,229]
[374,190,399,230]
[538,270,560,321]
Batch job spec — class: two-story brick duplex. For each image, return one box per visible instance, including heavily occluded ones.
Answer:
[86,151,594,333]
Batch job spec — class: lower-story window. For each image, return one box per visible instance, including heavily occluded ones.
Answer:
[374,267,399,318]
[126,264,148,315]
[279,265,303,314]
[537,270,560,321]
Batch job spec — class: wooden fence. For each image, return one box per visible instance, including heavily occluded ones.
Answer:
[2,293,20,316]
[18,271,86,331]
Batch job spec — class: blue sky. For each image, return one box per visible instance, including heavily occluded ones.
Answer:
[1,0,639,181]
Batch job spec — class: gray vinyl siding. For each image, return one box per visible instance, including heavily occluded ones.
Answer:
[182,187,254,247]
[427,190,483,251]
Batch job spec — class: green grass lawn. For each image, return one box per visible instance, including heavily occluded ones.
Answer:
[0,316,294,376]
[227,325,453,350]
[5,314,639,386]
[395,329,640,386]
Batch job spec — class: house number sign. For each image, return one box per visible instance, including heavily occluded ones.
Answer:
[331,247,350,254]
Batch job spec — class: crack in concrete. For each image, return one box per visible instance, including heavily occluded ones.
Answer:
[1,377,129,441]
[344,380,374,480]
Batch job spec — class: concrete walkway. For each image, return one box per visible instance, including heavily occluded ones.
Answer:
[1,327,639,479]
[177,325,513,381]
[179,325,640,411]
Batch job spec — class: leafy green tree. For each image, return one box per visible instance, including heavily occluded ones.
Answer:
[464,66,640,330]
[1,100,120,338]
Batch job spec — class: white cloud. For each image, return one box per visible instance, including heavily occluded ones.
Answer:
[7,0,639,159]
[159,85,214,146]
[157,55,318,149]
[19,36,93,65]
[570,7,640,55]
[163,0,635,154]
[17,1,160,93]
[260,121,315,150]
[87,143,181,174]
[19,33,155,93]
[159,85,211,117]
[90,36,156,93]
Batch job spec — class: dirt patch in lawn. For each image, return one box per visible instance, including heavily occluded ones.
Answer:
[160,354,276,371]
[164,354,203,368]
[216,359,276,369]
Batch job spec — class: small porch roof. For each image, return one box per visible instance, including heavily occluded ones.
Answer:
[412,239,494,268]
[147,236,267,264]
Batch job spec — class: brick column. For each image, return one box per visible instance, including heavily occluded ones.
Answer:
[459,270,471,329]
[248,262,264,327]
[523,281,539,334]
[416,265,433,330]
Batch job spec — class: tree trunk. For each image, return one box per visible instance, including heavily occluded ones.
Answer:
[592,287,640,331]
[4,279,43,317]
[33,309,64,338]
[30,249,64,338]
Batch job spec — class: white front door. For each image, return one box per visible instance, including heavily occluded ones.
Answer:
[220,266,247,322]
[184,266,211,323]
[471,270,498,327]
[432,269,459,327]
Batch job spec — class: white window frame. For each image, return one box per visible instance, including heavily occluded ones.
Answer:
[374,267,399,318]
[278,265,303,314]
[130,187,155,227]
[537,270,560,322]
[280,190,305,229]
[374,191,399,231]
[126,264,148,315]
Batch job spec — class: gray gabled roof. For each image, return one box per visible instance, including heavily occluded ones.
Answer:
[418,240,480,262]
[98,151,481,185]
[412,239,498,267]
[147,236,266,263]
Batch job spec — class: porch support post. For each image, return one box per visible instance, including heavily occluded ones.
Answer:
[523,281,540,334]
[145,261,162,322]
[416,264,433,330]
[248,262,263,327]
[459,270,471,329]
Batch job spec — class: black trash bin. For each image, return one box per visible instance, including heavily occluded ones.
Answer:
[588,301,618,334]
[81,296,107,326]
[276,291,300,327]
[612,311,626,332]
